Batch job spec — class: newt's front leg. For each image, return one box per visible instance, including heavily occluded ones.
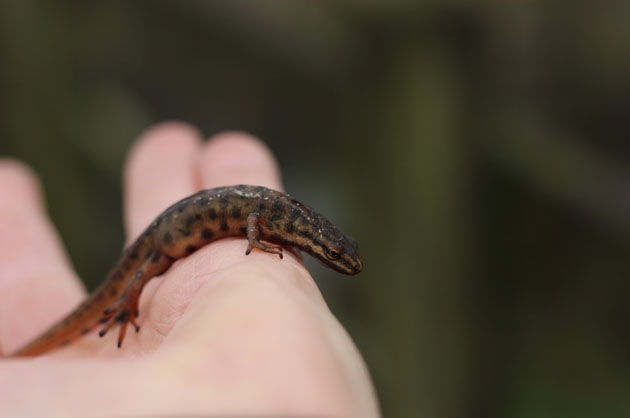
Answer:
[245,212,284,258]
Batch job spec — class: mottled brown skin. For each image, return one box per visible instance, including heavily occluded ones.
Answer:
[10,185,362,357]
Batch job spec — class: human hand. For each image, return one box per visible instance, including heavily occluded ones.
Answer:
[0,123,379,417]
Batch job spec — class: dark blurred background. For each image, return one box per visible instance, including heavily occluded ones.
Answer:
[2,1,630,417]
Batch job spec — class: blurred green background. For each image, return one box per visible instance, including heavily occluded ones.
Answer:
[2,1,630,417]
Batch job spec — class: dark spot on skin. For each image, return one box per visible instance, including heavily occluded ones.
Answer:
[145,248,154,259]
[201,228,214,240]
[289,208,301,222]
[178,228,191,237]
[163,231,173,245]
[239,194,247,200]
[298,229,314,240]
[219,197,229,209]
[240,226,247,235]
[99,317,109,324]
[60,339,71,347]
[129,250,138,260]
[195,213,201,220]
[185,215,195,227]
[220,220,228,231]
[303,244,313,253]
[81,328,91,335]
[231,207,242,219]
[271,200,283,214]
[113,271,123,281]
[257,202,266,212]
[96,291,104,301]
[185,245,197,254]
[177,203,186,213]
[208,208,217,220]
[152,251,161,262]
[285,223,295,234]
[110,287,118,297]
[270,213,282,222]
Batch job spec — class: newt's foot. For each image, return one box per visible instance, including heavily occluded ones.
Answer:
[96,256,172,350]
[98,291,141,349]
[245,240,284,258]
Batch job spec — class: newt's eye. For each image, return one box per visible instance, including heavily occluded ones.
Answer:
[325,247,341,260]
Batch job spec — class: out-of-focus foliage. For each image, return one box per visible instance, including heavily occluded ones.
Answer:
[1,1,630,417]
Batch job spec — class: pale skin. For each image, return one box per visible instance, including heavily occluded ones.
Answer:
[0,123,380,417]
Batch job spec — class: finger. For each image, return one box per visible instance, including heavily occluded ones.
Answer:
[0,160,84,353]
[124,122,202,241]
[196,131,283,191]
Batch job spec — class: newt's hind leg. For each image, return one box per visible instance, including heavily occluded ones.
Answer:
[99,269,144,348]
[245,212,283,258]
[98,251,173,349]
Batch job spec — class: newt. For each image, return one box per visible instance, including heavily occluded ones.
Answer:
[9,185,362,357]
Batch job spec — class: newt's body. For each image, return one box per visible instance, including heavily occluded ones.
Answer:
[10,185,362,357]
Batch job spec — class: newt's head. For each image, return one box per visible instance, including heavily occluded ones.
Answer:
[297,213,363,275]
[317,233,363,275]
